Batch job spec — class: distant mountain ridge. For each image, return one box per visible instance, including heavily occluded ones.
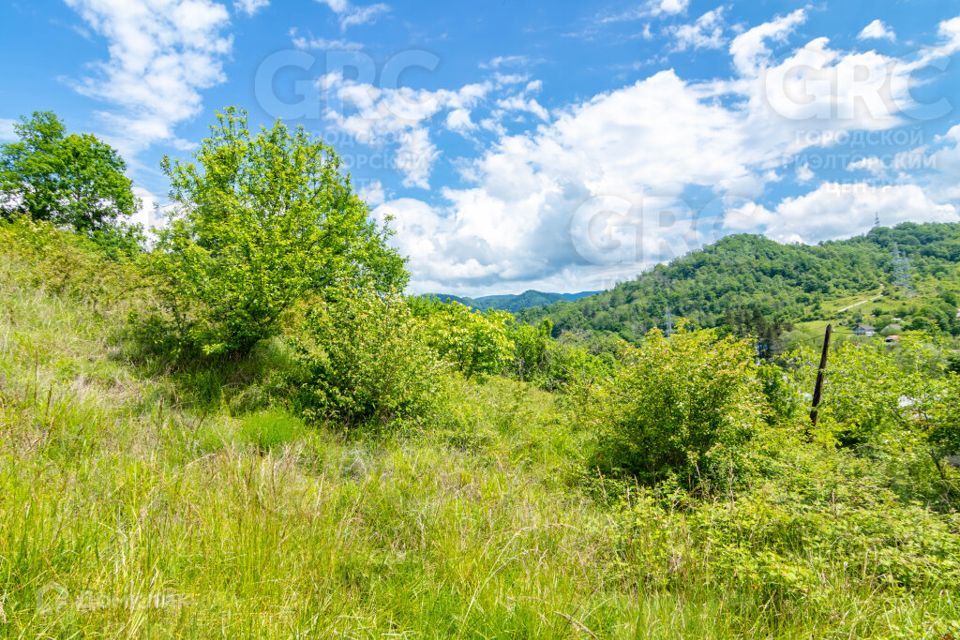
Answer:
[425,289,599,313]
[520,222,960,342]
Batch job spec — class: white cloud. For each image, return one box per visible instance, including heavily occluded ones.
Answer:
[290,28,362,50]
[858,19,895,42]
[495,95,549,121]
[0,118,17,142]
[596,0,689,26]
[480,55,532,70]
[131,185,174,237]
[315,0,388,30]
[64,0,233,156]
[367,12,960,294]
[321,73,492,188]
[234,0,267,16]
[725,183,957,244]
[446,108,476,132]
[846,156,887,176]
[656,0,689,16]
[357,179,385,206]
[673,7,726,51]
[729,9,805,76]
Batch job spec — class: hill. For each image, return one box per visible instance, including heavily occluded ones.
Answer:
[523,222,960,343]
[2,220,960,638]
[426,289,598,313]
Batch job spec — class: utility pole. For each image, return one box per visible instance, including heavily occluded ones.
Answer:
[810,324,832,427]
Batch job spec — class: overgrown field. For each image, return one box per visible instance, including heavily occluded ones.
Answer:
[2,224,959,639]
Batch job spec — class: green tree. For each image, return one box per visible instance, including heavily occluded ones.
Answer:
[150,108,406,356]
[0,112,137,233]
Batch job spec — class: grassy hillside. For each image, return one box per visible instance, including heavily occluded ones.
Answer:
[427,289,599,313]
[523,223,960,343]
[2,222,960,638]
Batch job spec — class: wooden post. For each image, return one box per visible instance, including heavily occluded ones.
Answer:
[810,324,832,426]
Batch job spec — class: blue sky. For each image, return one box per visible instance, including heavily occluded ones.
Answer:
[2,0,960,295]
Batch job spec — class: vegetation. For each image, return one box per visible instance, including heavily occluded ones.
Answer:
[524,225,960,347]
[1,108,959,638]
[149,108,405,356]
[428,289,599,313]
[0,112,138,247]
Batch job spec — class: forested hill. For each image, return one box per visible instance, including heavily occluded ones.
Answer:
[426,289,598,313]
[522,222,960,341]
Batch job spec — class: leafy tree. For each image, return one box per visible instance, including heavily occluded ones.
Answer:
[150,108,406,356]
[0,112,137,234]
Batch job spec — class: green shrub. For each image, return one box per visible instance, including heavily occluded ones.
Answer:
[615,444,960,607]
[414,300,515,378]
[587,327,767,490]
[148,108,406,357]
[0,218,138,306]
[287,287,447,430]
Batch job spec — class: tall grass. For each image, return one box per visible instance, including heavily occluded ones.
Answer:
[0,224,958,638]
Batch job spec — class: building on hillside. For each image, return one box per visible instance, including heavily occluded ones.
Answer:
[881,323,902,335]
[854,324,876,337]
[885,335,901,345]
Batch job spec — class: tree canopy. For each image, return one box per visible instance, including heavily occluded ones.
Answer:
[151,107,407,356]
[0,111,136,234]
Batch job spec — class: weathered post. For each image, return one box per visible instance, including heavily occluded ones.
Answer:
[809,324,832,427]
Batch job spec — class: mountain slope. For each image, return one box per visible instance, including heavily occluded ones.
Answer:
[426,289,598,313]
[522,223,960,341]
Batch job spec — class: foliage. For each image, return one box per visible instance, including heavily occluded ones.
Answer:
[148,108,406,356]
[413,299,516,378]
[427,289,598,313]
[587,327,768,490]
[286,287,447,430]
[4,220,960,637]
[0,112,138,239]
[507,319,552,381]
[0,217,140,307]
[524,223,960,341]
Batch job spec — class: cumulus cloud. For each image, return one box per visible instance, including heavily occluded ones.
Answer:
[858,19,895,42]
[726,183,957,244]
[729,9,806,76]
[321,73,492,188]
[64,0,233,156]
[846,156,887,176]
[673,8,726,51]
[234,0,267,16]
[315,0,389,30]
[357,179,385,206]
[370,11,960,293]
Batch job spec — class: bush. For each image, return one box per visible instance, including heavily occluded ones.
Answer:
[587,327,767,491]
[286,287,447,430]
[0,218,138,307]
[148,108,406,357]
[615,444,960,608]
[414,300,515,378]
